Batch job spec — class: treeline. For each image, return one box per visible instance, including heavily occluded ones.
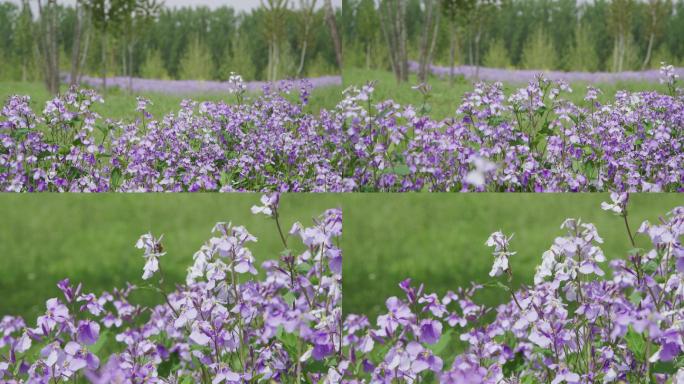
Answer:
[0,0,342,93]
[343,0,684,81]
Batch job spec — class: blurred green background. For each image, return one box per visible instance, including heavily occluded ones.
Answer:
[342,194,684,320]
[0,194,342,320]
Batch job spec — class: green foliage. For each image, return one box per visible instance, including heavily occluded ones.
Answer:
[483,38,512,68]
[140,50,169,79]
[343,0,684,73]
[568,23,599,72]
[218,33,256,81]
[650,45,679,69]
[178,37,214,81]
[607,34,642,71]
[521,27,556,70]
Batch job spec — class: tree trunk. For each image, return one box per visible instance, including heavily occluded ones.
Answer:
[38,0,60,95]
[418,0,435,83]
[79,18,91,84]
[128,43,134,92]
[102,28,108,96]
[449,20,456,85]
[323,0,343,70]
[380,0,399,81]
[296,39,308,78]
[641,32,655,70]
[426,10,440,78]
[70,1,84,87]
[474,26,482,79]
[398,0,408,82]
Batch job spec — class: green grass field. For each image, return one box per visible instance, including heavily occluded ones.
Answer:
[343,67,671,120]
[342,194,684,320]
[0,81,345,121]
[0,194,342,320]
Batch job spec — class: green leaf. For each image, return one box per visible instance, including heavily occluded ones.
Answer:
[427,329,453,356]
[625,326,647,362]
[628,291,643,306]
[502,351,526,377]
[110,167,122,190]
[383,164,411,176]
[88,330,110,355]
[219,172,232,187]
[652,360,677,375]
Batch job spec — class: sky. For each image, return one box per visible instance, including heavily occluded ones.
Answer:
[9,0,342,12]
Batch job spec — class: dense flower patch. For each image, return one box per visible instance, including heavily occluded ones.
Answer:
[1,66,682,192]
[337,195,684,383]
[0,195,343,383]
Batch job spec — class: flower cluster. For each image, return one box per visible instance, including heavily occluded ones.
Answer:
[337,199,684,383]
[2,71,682,192]
[0,194,343,383]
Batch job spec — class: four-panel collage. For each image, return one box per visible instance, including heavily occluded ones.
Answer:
[0,0,682,382]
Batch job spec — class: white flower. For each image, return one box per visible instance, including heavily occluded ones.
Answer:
[250,193,280,217]
[465,156,497,188]
[486,231,515,277]
[136,233,165,280]
[600,192,628,215]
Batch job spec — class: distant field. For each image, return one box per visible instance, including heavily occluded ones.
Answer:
[0,194,342,320]
[342,193,684,320]
[343,67,672,120]
[0,81,345,121]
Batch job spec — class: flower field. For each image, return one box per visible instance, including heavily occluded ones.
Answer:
[2,66,682,192]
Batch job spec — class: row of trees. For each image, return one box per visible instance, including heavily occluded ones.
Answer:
[343,0,684,83]
[0,0,343,94]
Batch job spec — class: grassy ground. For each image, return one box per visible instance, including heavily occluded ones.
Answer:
[342,193,684,320]
[0,194,342,320]
[343,67,671,120]
[0,81,345,121]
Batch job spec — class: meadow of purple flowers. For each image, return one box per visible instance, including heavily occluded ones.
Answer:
[1,65,682,192]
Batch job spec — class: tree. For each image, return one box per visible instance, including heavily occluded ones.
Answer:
[608,0,634,72]
[119,0,163,90]
[37,0,60,95]
[179,37,214,80]
[380,0,409,83]
[15,0,34,82]
[569,22,598,72]
[441,0,474,85]
[89,0,128,95]
[296,0,317,77]
[641,0,671,69]
[521,27,555,70]
[417,0,441,82]
[355,0,379,69]
[69,0,92,86]
[323,0,343,70]
[261,0,289,81]
[483,38,511,68]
